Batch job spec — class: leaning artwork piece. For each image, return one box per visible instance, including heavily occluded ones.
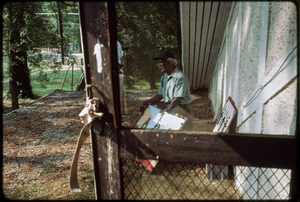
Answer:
[207,96,238,180]
[213,96,238,133]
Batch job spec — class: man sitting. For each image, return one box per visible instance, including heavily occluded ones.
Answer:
[139,50,193,130]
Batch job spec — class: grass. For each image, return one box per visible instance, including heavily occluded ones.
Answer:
[2,70,159,97]
[2,69,83,115]
[2,68,159,115]
[2,70,83,97]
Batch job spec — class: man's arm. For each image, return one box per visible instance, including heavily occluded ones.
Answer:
[166,97,182,111]
[139,94,163,112]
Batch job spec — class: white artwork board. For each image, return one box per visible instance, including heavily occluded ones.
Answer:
[136,105,188,130]
[213,96,238,132]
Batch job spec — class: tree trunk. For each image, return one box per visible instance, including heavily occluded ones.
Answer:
[17,51,34,99]
[57,1,64,64]
[17,4,34,99]
[149,80,156,90]
[9,81,19,110]
[7,35,21,110]
[6,3,34,109]
[79,43,82,53]
[6,4,19,109]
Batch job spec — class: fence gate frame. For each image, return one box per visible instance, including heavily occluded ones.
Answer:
[78,2,299,200]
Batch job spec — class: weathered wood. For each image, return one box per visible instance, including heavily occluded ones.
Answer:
[79,2,122,200]
[204,1,232,89]
[180,1,190,82]
[192,1,204,88]
[92,118,122,199]
[119,129,296,169]
[196,1,211,87]
[189,1,197,87]
[200,1,219,89]
[107,2,121,129]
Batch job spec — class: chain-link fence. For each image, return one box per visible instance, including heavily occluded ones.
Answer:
[121,158,291,200]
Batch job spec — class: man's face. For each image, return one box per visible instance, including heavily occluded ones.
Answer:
[157,59,171,74]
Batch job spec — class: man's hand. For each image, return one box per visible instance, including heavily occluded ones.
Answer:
[139,101,149,113]
[166,97,182,111]
[139,94,163,113]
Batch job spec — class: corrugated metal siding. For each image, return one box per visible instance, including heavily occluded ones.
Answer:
[180,1,232,90]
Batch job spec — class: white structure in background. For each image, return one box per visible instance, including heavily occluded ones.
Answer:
[208,2,297,200]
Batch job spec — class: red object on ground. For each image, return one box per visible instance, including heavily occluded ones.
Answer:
[136,159,158,173]
[121,120,136,128]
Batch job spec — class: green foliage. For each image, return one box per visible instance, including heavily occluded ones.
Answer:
[124,75,135,90]
[34,72,50,89]
[2,1,81,106]
[37,1,81,53]
[3,70,83,97]
[115,2,178,89]
[3,1,61,98]
[124,76,160,90]
[3,1,81,73]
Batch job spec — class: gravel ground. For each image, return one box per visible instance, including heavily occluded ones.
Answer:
[2,89,215,200]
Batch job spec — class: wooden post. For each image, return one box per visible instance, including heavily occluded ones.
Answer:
[119,130,297,169]
[79,2,122,200]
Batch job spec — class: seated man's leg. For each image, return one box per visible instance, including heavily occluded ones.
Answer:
[152,101,168,110]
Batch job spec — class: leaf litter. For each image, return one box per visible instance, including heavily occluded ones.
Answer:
[2,89,215,200]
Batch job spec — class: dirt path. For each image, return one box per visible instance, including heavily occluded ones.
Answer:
[2,89,215,200]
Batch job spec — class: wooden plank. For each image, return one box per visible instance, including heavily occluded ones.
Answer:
[119,129,296,169]
[79,2,122,200]
[205,2,233,89]
[180,2,190,79]
[195,1,212,86]
[107,2,121,128]
[189,1,197,88]
[199,1,219,89]
[192,2,204,89]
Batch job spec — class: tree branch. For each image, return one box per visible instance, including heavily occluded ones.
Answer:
[61,2,77,7]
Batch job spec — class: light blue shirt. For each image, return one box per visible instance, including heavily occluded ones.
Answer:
[158,67,191,105]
